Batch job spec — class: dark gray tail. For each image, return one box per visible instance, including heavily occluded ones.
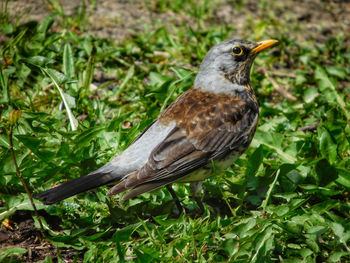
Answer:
[35,171,119,204]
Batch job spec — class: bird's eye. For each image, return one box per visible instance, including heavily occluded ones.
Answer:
[232,46,243,56]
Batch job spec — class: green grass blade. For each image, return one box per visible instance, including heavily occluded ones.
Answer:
[42,68,78,131]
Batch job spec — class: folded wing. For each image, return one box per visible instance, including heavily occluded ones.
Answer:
[107,88,259,199]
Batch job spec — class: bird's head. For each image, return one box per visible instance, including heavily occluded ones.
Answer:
[195,39,277,93]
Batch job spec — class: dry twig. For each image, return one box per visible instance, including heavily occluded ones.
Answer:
[262,68,297,101]
[6,110,45,236]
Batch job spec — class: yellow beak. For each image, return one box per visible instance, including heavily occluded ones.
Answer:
[251,39,278,53]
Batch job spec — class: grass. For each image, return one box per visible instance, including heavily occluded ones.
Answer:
[1,0,350,262]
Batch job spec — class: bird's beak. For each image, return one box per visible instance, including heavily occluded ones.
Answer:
[251,39,278,54]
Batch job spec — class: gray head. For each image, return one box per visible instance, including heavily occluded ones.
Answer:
[195,39,277,94]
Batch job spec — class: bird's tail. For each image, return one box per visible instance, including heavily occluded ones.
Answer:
[35,170,119,205]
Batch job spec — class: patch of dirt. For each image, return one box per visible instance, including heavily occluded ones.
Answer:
[0,211,83,262]
[5,0,350,44]
[216,0,350,44]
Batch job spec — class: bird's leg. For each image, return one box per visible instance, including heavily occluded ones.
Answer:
[166,184,183,213]
[190,181,205,214]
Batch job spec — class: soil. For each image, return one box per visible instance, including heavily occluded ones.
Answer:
[0,211,84,262]
[5,0,350,43]
[1,0,350,262]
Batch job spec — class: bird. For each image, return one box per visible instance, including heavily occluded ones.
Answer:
[35,39,278,211]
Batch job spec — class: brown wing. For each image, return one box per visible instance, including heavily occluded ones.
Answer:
[107,88,258,199]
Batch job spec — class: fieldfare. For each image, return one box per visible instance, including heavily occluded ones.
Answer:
[36,39,278,211]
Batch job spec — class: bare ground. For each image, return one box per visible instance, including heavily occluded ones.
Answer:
[4,0,350,43]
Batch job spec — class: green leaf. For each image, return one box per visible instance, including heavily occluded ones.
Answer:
[45,68,70,86]
[16,135,55,162]
[23,56,56,67]
[0,134,9,148]
[0,67,15,103]
[2,23,14,34]
[74,126,105,147]
[63,43,76,76]
[336,168,350,189]
[135,248,156,263]
[62,92,76,108]
[330,222,350,245]
[279,164,303,192]
[261,169,280,210]
[326,66,346,79]
[303,87,319,103]
[250,225,274,262]
[223,238,237,257]
[37,255,54,263]
[36,15,54,40]
[114,223,142,242]
[43,68,78,131]
[318,126,337,164]
[315,159,338,186]
[252,130,297,163]
[246,145,264,190]
[0,194,46,221]
[115,65,134,99]
[149,72,172,87]
[315,66,350,121]
[0,247,27,262]
[63,43,78,92]
[329,252,350,262]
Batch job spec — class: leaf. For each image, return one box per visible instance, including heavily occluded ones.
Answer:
[250,225,274,262]
[261,169,280,210]
[0,70,8,103]
[0,195,46,221]
[43,68,78,131]
[63,43,78,93]
[326,66,346,79]
[36,15,54,40]
[252,130,297,163]
[0,134,9,148]
[318,126,337,164]
[0,67,15,103]
[135,249,155,263]
[279,164,301,192]
[63,43,75,77]
[23,56,56,67]
[115,65,134,99]
[45,68,70,86]
[74,126,105,147]
[114,223,142,242]
[245,145,264,190]
[336,168,350,189]
[62,92,76,108]
[16,135,55,162]
[235,218,257,238]
[329,252,350,262]
[171,67,194,79]
[315,159,338,186]
[0,247,27,262]
[303,87,319,103]
[38,255,54,263]
[330,222,350,245]
[315,66,350,121]
[83,227,113,241]
[149,72,172,87]
[223,239,237,257]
